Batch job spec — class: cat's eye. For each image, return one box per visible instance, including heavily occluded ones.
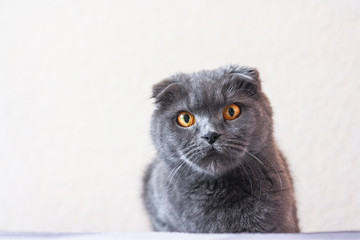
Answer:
[223,104,241,120]
[177,111,195,127]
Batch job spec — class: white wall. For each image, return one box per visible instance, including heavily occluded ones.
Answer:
[0,0,359,233]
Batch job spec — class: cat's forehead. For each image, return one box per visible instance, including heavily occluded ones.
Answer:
[180,71,229,111]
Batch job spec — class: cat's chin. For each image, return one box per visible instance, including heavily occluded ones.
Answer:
[192,148,244,177]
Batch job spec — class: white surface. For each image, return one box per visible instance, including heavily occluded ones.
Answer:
[0,0,359,233]
[0,232,360,240]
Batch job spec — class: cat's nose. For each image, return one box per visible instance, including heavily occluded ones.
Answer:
[201,132,221,144]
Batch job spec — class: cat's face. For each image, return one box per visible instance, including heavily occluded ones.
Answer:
[151,65,273,176]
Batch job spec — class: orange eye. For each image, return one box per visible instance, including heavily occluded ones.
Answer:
[177,111,195,127]
[223,104,241,120]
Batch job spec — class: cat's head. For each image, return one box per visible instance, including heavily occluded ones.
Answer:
[151,65,273,176]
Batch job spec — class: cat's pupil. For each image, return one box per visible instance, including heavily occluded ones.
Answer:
[228,107,235,116]
[184,114,190,123]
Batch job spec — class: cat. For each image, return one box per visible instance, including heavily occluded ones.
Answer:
[142,65,299,233]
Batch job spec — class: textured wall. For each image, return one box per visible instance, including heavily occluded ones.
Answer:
[0,0,359,232]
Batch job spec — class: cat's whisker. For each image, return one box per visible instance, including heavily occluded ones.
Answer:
[244,151,275,187]
[225,141,247,147]
[244,151,265,167]
[220,143,245,153]
[226,136,247,144]
[240,164,254,197]
[176,160,190,178]
[259,154,284,191]
[246,151,283,190]
[181,142,198,155]
[168,161,186,183]
[244,158,263,200]
[229,135,247,140]
[243,151,278,187]
[167,161,182,182]
[184,147,201,161]
[230,136,247,142]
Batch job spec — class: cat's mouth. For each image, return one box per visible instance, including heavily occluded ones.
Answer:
[189,143,245,176]
[208,146,218,153]
[203,144,222,156]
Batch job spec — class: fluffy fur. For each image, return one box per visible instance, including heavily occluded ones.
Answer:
[142,65,299,233]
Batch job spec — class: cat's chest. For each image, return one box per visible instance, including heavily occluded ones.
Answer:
[171,178,252,209]
[165,179,262,232]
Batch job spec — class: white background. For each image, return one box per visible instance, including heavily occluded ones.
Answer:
[0,0,359,233]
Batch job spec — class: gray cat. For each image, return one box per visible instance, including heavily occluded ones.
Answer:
[142,65,299,233]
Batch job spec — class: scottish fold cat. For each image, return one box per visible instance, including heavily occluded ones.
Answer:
[142,65,299,233]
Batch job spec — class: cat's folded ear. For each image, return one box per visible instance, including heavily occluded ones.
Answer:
[227,65,260,82]
[225,65,262,96]
[152,79,185,107]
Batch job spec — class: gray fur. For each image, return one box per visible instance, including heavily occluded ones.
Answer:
[142,65,299,233]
